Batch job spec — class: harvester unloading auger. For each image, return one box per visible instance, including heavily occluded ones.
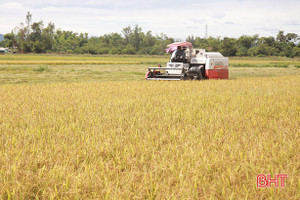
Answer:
[145,42,229,80]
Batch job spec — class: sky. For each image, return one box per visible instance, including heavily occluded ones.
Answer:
[0,0,300,40]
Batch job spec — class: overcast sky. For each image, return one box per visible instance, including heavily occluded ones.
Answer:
[0,0,299,40]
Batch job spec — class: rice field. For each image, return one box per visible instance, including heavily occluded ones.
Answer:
[0,54,165,65]
[0,54,299,199]
[1,54,300,65]
[0,54,300,84]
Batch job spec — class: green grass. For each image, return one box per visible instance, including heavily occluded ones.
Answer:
[0,54,169,65]
[0,54,299,84]
[231,63,289,68]
[0,64,149,84]
[0,64,299,84]
[32,66,52,72]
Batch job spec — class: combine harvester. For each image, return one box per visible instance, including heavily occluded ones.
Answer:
[145,42,229,80]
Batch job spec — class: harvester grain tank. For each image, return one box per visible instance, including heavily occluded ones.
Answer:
[145,42,229,80]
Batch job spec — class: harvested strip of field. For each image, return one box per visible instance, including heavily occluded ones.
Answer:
[1,54,300,66]
[0,76,299,199]
[230,56,300,65]
[1,64,300,84]
[0,60,140,65]
[0,54,169,65]
[2,59,299,66]
[230,63,290,68]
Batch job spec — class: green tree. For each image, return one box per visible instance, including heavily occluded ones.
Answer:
[292,47,300,57]
[33,40,44,53]
[276,30,286,42]
[286,33,298,43]
[132,25,142,51]
[121,25,132,45]
[220,37,237,56]
[207,36,221,51]
[42,22,55,52]
[4,32,18,51]
[123,44,136,54]
[186,35,196,46]
[29,21,44,52]
[237,35,253,49]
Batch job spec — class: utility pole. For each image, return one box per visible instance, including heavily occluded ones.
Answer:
[205,24,208,39]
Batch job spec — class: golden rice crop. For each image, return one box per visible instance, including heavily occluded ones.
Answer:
[0,76,299,199]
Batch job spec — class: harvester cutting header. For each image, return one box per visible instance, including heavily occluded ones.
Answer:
[145,42,229,80]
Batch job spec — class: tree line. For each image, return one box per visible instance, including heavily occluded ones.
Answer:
[187,32,300,57]
[1,12,299,57]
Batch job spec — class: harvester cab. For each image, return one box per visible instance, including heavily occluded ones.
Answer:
[145,42,229,80]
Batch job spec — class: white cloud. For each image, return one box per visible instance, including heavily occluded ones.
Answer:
[0,0,299,39]
[188,19,207,25]
[211,12,226,19]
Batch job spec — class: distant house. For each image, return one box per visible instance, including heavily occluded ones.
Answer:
[0,47,9,53]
